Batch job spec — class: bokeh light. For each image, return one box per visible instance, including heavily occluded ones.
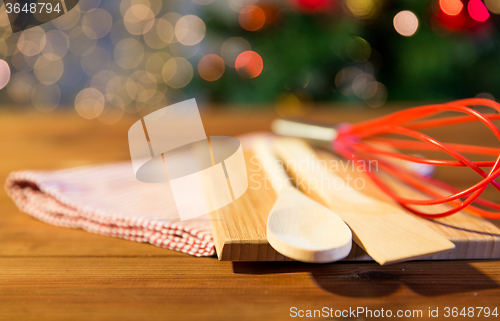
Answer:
[119,0,148,16]
[91,70,118,92]
[124,4,155,35]
[352,73,375,98]
[147,0,164,16]
[79,0,101,12]
[11,50,36,72]
[74,87,105,119]
[239,5,266,31]
[98,95,125,125]
[439,0,464,16]
[17,26,47,56]
[114,38,145,69]
[344,0,381,19]
[130,71,157,103]
[7,72,36,103]
[175,15,206,46]
[0,0,489,116]
[124,76,138,103]
[0,17,12,51]
[235,51,263,78]
[0,0,207,117]
[294,0,335,13]
[0,59,11,90]
[106,75,133,106]
[393,11,419,37]
[220,37,251,67]
[468,0,490,22]
[476,92,495,101]
[82,8,113,39]
[143,20,169,49]
[335,67,363,95]
[162,12,182,41]
[162,57,194,88]
[485,0,500,14]
[337,67,388,107]
[228,0,258,13]
[156,17,175,44]
[346,37,371,62]
[145,52,172,82]
[42,30,70,59]
[52,5,81,30]
[364,81,387,107]
[34,54,64,85]
[198,54,225,81]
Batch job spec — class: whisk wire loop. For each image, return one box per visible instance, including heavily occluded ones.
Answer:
[334,98,500,219]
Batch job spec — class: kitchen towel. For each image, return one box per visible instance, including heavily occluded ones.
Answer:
[5,162,215,257]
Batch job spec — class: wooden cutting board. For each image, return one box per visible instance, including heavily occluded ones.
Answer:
[209,148,500,262]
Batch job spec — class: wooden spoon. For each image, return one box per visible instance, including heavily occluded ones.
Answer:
[273,137,455,265]
[252,138,352,263]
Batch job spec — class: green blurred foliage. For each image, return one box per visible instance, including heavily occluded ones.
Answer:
[189,0,500,104]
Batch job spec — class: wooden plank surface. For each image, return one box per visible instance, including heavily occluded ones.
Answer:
[1,110,500,320]
[210,147,500,263]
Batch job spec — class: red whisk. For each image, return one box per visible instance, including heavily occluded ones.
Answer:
[272,98,500,219]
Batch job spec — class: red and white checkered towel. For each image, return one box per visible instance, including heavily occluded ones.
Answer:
[4,162,215,257]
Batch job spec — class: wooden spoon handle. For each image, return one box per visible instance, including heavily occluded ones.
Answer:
[273,137,455,265]
[252,138,352,263]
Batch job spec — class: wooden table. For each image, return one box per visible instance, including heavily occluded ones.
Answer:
[1,108,499,320]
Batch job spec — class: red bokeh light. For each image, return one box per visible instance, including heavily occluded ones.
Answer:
[468,0,490,22]
[292,0,336,13]
[433,0,491,33]
[239,5,266,31]
[439,0,463,16]
[235,51,263,79]
[198,54,225,82]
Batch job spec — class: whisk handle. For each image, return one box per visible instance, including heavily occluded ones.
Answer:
[271,119,338,150]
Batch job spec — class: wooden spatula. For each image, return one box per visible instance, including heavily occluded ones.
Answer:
[252,138,352,263]
[273,137,456,265]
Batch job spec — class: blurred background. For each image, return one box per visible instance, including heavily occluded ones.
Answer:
[0,0,499,123]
